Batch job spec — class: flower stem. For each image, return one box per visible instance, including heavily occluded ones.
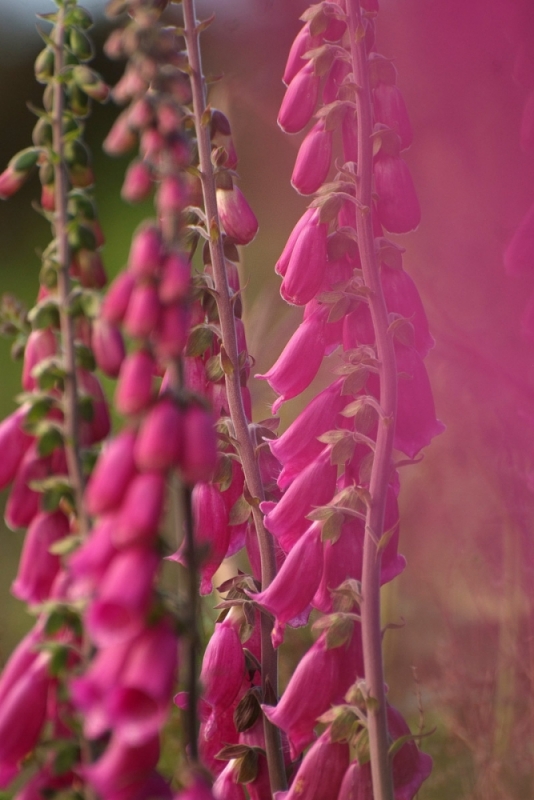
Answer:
[345,2,396,798]
[182,1,286,792]
[52,6,88,536]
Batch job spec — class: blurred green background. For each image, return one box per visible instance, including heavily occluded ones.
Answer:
[1,1,534,797]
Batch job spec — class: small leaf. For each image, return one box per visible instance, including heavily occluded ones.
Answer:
[216,744,251,762]
[220,344,234,375]
[185,324,215,357]
[52,741,80,776]
[317,429,347,445]
[197,13,216,34]
[328,295,351,323]
[321,510,344,543]
[201,104,212,128]
[229,495,251,526]
[341,367,369,395]
[354,728,371,764]
[331,434,356,466]
[205,354,224,382]
[236,749,259,784]
[330,707,362,743]
[234,688,262,733]
[49,534,82,556]
[388,316,415,347]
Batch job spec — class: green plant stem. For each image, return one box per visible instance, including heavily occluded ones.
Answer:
[345,2,396,799]
[182,1,286,793]
[52,6,88,536]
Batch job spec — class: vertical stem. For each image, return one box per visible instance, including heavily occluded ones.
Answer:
[52,6,88,536]
[182,1,286,792]
[161,193,200,765]
[345,3,396,799]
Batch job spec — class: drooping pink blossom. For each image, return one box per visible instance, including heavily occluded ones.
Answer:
[115,349,155,416]
[159,251,190,304]
[92,319,126,378]
[128,225,163,281]
[216,186,259,245]
[83,733,160,800]
[113,472,166,548]
[123,283,162,339]
[374,153,421,234]
[278,62,320,134]
[134,398,183,472]
[180,404,218,486]
[199,618,245,715]
[102,270,136,324]
[0,407,32,491]
[275,209,315,277]
[5,442,50,530]
[283,23,320,86]
[22,328,57,391]
[373,83,413,151]
[85,429,138,516]
[284,731,350,800]
[11,510,69,605]
[154,303,190,360]
[121,159,153,203]
[281,215,328,305]
[291,121,333,196]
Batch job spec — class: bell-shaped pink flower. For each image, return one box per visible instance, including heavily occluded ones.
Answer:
[278,62,320,134]
[262,449,337,553]
[213,762,245,800]
[87,546,159,647]
[85,429,138,516]
[11,510,69,605]
[113,472,166,548]
[92,319,126,378]
[381,265,434,357]
[154,303,190,360]
[127,223,163,280]
[70,639,131,739]
[0,407,32,491]
[121,160,153,203]
[323,58,351,105]
[392,344,445,458]
[5,442,50,530]
[157,175,189,217]
[22,328,56,391]
[283,23,320,86]
[68,515,119,597]
[106,619,178,745]
[0,166,31,200]
[374,153,421,234]
[170,482,229,595]
[0,650,52,788]
[285,731,350,800]
[134,398,183,472]
[115,350,155,416]
[256,306,328,414]
[180,404,218,486]
[252,522,323,647]
[175,775,217,800]
[373,83,413,151]
[124,283,162,339]
[504,200,534,276]
[159,251,190,304]
[270,378,344,488]
[337,761,372,800]
[102,270,135,324]
[281,215,328,305]
[291,121,333,196]
[197,700,239,775]
[199,618,245,713]
[216,186,259,245]
[83,733,160,800]
[103,111,137,155]
[262,634,342,759]
[275,209,315,277]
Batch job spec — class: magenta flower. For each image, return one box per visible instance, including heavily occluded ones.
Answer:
[278,62,320,134]
[113,472,166,548]
[115,349,155,416]
[180,404,218,486]
[283,23,320,86]
[154,304,190,360]
[0,650,52,788]
[102,270,135,324]
[0,407,32,491]
[106,619,178,745]
[275,208,315,277]
[216,186,259,245]
[199,618,245,714]
[261,449,337,553]
[5,442,50,530]
[83,733,160,800]
[68,515,119,597]
[284,731,350,800]
[87,546,159,647]
[85,429,138,516]
[92,319,126,378]
[124,283,162,339]
[373,83,413,151]
[213,762,245,800]
[159,251,191,304]
[381,265,434,358]
[374,152,421,234]
[291,121,333,196]
[22,328,56,391]
[252,522,324,647]
[256,306,328,414]
[121,160,153,203]
[134,398,184,472]
[280,214,328,305]
[11,510,69,605]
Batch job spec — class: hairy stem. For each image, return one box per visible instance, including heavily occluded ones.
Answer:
[345,2,396,798]
[52,7,88,536]
[182,1,286,792]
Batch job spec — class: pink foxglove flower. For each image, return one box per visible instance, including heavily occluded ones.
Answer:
[154,304,190,360]
[92,319,126,378]
[199,617,245,715]
[68,516,119,597]
[213,762,245,800]
[252,522,323,646]
[87,546,159,647]
[374,152,421,234]
[275,208,315,277]
[261,449,337,553]
[113,472,166,548]
[128,223,163,280]
[5,443,50,530]
[83,733,160,800]
[115,349,155,416]
[106,620,178,745]
[0,650,52,788]
[381,265,434,357]
[134,398,183,472]
[283,23,320,86]
[180,404,218,485]
[291,121,333,196]
[284,731,350,800]
[22,328,56,391]
[373,83,413,151]
[278,62,320,134]
[123,283,161,339]
[0,407,32,491]
[216,186,259,245]
[85,429,138,516]
[159,251,190,304]
[280,214,328,305]
[11,510,69,605]
[256,306,328,413]
[102,270,136,324]
[121,159,153,203]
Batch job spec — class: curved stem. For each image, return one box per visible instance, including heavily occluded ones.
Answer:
[52,7,88,536]
[182,1,286,792]
[345,3,396,799]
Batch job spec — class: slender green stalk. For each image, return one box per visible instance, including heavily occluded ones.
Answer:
[52,5,88,536]
[182,1,286,792]
[345,2,396,798]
